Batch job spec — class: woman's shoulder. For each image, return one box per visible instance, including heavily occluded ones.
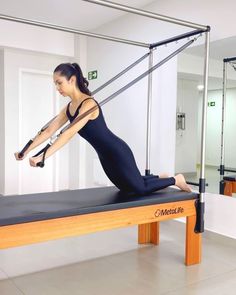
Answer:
[80,97,99,108]
[80,97,100,120]
[82,96,96,103]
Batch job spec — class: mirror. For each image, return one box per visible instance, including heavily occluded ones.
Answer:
[176,36,236,196]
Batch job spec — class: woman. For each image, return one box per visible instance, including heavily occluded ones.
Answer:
[15,63,191,194]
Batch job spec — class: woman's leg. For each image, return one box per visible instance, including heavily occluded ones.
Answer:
[99,140,190,194]
[142,176,176,193]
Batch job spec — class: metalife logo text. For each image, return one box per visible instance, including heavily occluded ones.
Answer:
[155,207,184,217]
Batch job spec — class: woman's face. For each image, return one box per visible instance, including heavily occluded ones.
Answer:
[53,72,74,96]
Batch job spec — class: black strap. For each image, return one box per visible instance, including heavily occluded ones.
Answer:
[19,140,34,158]
[18,115,57,158]
[33,143,51,168]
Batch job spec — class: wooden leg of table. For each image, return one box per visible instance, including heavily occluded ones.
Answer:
[185,215,201,266]
[138,222,159,245]
[224,181,233,196]
[232,182,236,193]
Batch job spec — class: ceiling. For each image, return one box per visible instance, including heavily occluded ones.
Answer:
[0,0,155,31]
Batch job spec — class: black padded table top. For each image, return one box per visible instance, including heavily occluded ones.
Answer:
[0,186,198,226]
[223,174,236,181]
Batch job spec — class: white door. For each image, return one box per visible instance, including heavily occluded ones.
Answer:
[19,70,55,194]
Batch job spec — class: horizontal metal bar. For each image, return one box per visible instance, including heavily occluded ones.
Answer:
[222,168,236,173]
[224,57,236,63]
[83,0,208,30]
[150,28,207,49]
[187,181,199,186]
[186,181,208,187]
[0,14,149,48]
[217,167,236,173]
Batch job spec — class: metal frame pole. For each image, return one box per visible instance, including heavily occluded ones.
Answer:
[199,31,210,197]
[145,49,154,175]
[150,29,208,49]
[196,30,210,232]
[224,57,236,63]
[0,14,149,48]
[220,61,227,178]
[83,0,208,30]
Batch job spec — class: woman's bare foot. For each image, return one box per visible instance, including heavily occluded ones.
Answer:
[174,174,192,192]
[159,173,170,178]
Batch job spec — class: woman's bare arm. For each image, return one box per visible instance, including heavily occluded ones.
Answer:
[29,99,99,166]
[15,106,68,159]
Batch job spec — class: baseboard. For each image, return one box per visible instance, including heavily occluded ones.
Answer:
[170,219,236,247]
[196,163,218,169]
[203,230,236,247]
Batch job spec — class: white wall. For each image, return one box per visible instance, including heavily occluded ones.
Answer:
[205,193,236,239]
[175,79,199,173]
[0,50,4,195]
[68,35,88,189]
[0,20,82,195]
[0,19,74,57]
[204,88,236,167]
[4,49,70,195]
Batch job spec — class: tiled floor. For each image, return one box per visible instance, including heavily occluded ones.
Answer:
[1,220,236,295]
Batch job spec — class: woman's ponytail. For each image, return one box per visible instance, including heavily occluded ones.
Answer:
[54,62,91,96]
[71,63,91,96]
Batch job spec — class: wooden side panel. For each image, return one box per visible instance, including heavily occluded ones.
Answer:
[0,200,196,249]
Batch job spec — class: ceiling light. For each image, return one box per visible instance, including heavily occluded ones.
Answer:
[197,85,204,91]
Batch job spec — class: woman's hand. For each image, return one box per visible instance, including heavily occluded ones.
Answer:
[14,152,27,161]
[29,155,43,167]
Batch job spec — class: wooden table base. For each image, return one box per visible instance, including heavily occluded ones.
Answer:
[0,199,201,266]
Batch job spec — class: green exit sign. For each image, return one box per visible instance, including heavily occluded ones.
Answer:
[88,70,98,80]
[208,101,215,107]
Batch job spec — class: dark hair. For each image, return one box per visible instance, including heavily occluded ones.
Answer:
[54,63,91,96]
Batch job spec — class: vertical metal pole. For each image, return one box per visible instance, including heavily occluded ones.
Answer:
[219,61,227,194]
[196,30,210,233]
[220,62,227,175]
[145,49,154,175]
[199,31,210,197]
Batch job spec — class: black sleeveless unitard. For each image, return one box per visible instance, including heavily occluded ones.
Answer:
[66,98,175,195]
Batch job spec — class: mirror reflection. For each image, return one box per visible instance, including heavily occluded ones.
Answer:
[176,37,236,196]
